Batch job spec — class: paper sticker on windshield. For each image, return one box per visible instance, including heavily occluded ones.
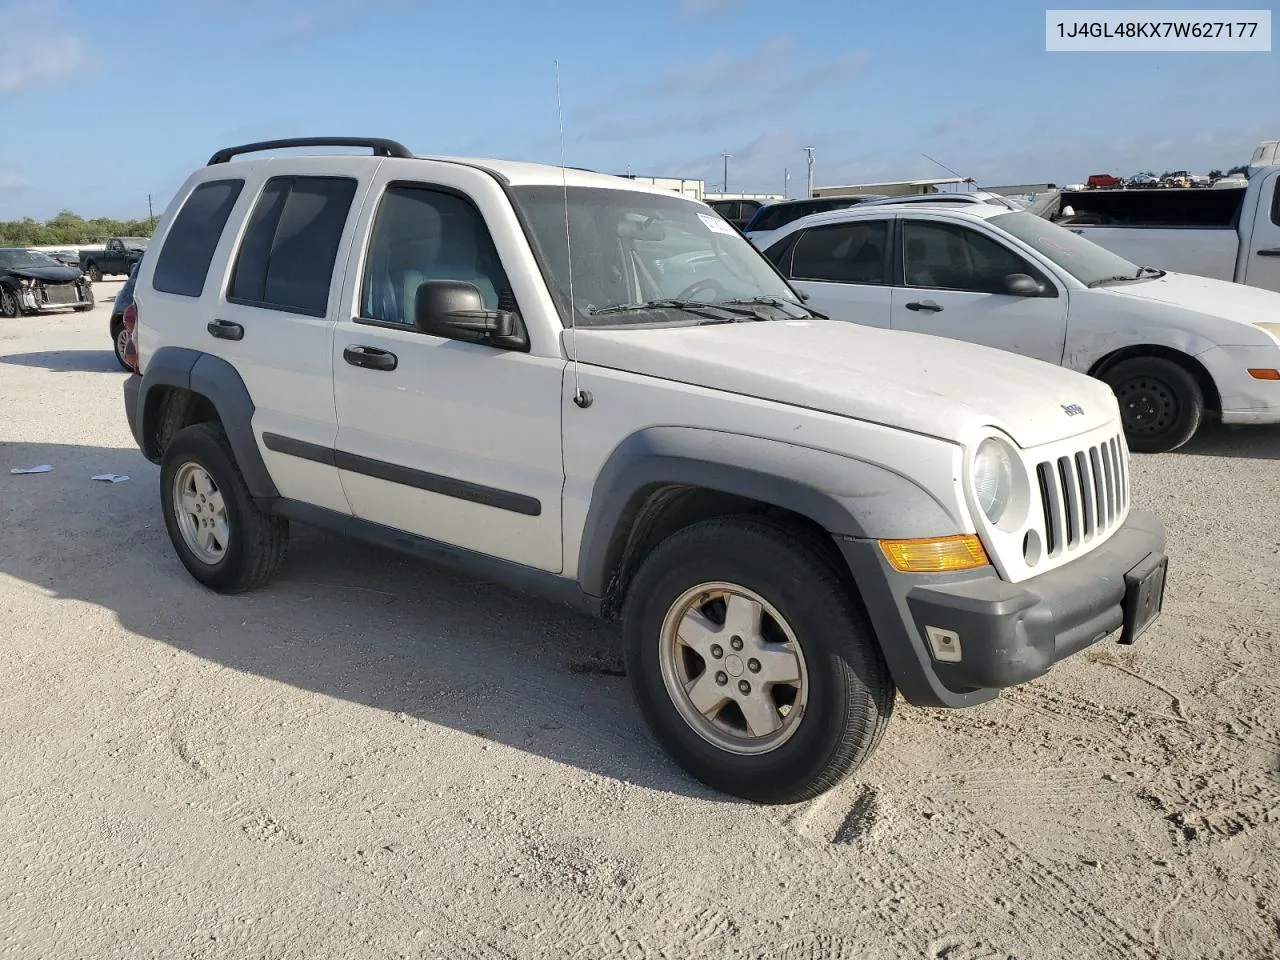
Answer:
[698,213,737,236]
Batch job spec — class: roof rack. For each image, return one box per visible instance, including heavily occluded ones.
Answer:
[207,137,413,165]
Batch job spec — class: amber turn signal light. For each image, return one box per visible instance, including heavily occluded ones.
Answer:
[878,535,990,573]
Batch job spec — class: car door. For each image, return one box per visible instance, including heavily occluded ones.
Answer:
[1241,168,1280,293]
[774,218,894,326]
[329,163,565,573]
[206,158,378,515]
[889,216,1068,364]
[105,239,123,272]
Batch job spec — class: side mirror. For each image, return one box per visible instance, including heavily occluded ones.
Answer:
[413,280,525,349]
[1003,273,1042,297]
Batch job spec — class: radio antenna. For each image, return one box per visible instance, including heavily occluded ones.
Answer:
[556,60,589,409]
[921,152,980,192]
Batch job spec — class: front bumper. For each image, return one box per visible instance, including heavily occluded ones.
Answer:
[19,284,93,312]
[840,509,1168,708]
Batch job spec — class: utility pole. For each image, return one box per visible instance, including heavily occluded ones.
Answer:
[721,153,732,195]
[784,168,790,199]
[804,146,815,198]
[147,194,155,230]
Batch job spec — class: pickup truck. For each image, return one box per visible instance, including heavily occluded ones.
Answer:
[1052,165,1280,294]
[80,237,148,282]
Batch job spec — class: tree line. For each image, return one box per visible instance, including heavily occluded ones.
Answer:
[0,210,155,247]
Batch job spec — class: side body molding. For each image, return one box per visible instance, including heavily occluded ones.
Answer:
[575,426,960,598]
[136,346,279,499]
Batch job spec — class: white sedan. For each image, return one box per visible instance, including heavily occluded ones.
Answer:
[756,203,1280,451]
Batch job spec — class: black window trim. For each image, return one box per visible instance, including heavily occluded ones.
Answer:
[1271,175,1280,227]
[225,173,360,319]
[896,216,1059,298]
[788,218,894,286]
[151,177,246,299]
[351,178,525,342]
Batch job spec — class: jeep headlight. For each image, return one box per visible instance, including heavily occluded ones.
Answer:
[972,437,1017,525]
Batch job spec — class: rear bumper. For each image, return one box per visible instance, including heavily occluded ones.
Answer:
[123,374,142,449]
[840,509,1168,708]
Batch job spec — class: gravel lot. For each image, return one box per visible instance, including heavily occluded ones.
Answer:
[1,288,1278,960]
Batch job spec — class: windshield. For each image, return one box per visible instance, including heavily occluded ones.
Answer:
[118,237,149,251]
[510,186,803,327]
[0,248,61,269]
[989,211,1142,286]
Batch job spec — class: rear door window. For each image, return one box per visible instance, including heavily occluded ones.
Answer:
[229,175,358,317]
[152,179,245,297]
[790,221,890,284]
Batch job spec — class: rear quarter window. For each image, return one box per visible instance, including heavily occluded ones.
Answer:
[151,179,245,297]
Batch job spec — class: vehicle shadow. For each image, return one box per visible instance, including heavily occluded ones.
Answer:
[0,440,723,802]
[0,350,121,374]
[1174,423,1280,460]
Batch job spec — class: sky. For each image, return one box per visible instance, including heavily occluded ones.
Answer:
[1,0,1277,221]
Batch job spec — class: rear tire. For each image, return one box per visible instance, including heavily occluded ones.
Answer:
[160,423,288,593]
[622,517,895,804]
[111,319,130,370]
[1101,356,1204,453]
[87,263,103,283]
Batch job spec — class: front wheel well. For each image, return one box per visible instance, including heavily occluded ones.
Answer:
[600,484,848,620]
[1088,345,1221,415]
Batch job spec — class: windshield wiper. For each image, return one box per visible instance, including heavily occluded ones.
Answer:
[1087,274,1144,288]
[721,296,818,319]
[587,299,764,321]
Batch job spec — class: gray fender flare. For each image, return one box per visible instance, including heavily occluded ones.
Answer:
[575,426,959,598]
[138,346,278,498]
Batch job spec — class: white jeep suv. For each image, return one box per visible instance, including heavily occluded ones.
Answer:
[120,138,1169,803]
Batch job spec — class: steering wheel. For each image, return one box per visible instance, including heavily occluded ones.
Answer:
[674,277,728,301]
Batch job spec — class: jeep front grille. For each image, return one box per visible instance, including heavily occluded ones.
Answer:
[1034,434,1127,558]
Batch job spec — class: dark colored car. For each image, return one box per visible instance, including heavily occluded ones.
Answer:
[743,195,891,236]
[44,249,84,268]
[0,247,95,317]
[110,260,141,369]
[80,237,148,281]
[706,198,768,230]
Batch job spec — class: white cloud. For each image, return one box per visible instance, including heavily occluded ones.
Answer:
[0,2,86,94]
[574,38,869,144]
[0,170,28,195]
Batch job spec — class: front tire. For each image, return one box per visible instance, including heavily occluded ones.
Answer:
[160,423,289,593]
[1101,356,1204,453]
[623,517,894,804]
[0,285,19,318]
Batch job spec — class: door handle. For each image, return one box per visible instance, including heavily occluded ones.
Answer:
[343,345,398,371]
[905,300,943,313]
[207,319,244,341]
[1258,248,1280,257]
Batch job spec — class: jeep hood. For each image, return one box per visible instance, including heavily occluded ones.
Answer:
[570,320,1117,449]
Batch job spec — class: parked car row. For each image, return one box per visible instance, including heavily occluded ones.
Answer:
[1079,170,1226,190]
[116,136,1173,805]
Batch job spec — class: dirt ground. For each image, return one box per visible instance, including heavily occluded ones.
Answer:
[1,288,1278,960]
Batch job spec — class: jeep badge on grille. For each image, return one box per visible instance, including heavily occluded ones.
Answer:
[1061,403,1085,416]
